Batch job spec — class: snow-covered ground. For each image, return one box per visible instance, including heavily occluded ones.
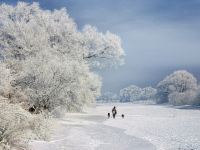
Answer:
[102,103,200,150]
[31,103,200,150]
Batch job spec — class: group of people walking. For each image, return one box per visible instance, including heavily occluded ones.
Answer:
[107,106,124,119]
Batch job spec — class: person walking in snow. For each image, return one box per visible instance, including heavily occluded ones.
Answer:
[112,106,117,119]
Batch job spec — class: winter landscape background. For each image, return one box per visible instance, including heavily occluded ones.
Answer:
[0,0,200,150]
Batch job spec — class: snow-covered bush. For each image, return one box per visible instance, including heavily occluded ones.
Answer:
[156,70,198,104]
[120,85,157,102]
[0,2,124,112]
[0,100,51,150]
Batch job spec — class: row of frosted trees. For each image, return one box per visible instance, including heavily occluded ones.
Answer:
[120,70,200,106]
[0,2,124,149]
[120,86,157,102]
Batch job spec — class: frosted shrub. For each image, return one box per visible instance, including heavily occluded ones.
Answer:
[0,100,51,150]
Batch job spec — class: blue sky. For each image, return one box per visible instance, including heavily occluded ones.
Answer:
[1,0,200,93]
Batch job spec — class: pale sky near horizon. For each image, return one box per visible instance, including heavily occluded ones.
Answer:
[1,0,200,93]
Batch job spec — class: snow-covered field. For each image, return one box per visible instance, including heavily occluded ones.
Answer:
[32,103,200,150]
[103,103,200,150]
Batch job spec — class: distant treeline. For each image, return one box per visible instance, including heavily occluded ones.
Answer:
[98,70,200,106]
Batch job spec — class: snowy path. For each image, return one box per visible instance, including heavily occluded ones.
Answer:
[31,108,155,150]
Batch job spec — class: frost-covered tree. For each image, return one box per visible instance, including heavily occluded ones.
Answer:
[129,85,143,101]
[120,87,131,102]
[156,70,198,104]
[141,86,157,100]
[0,2,124,112]
[12,55,101,112]
[120,85,138,102]
[0,2,124,65]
